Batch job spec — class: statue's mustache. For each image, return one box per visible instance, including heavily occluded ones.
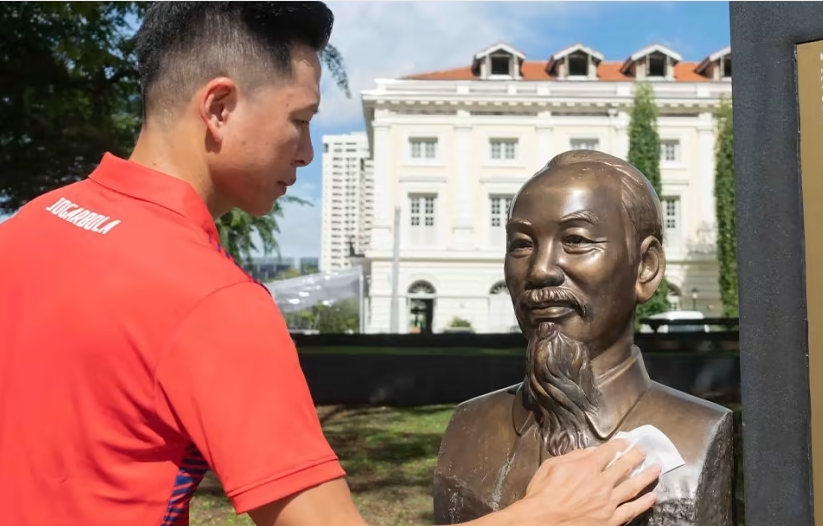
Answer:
[519,287,587,318]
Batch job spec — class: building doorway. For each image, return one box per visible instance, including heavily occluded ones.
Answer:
[408,280,436,334]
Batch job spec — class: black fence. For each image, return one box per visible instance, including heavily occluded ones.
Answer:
[294,329,740,407]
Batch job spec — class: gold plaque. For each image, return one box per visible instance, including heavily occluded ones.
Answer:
[797,39,823,523]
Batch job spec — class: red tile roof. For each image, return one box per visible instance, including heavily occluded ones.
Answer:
[404,60,709,82]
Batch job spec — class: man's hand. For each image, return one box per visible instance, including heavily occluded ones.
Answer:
[509,439,661,526]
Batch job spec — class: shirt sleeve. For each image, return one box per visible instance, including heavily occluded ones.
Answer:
[153,282,345,514]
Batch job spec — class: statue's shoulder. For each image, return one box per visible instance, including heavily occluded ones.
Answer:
[436,384,522,508]
[448,383,520,428]
[646,381,733,427]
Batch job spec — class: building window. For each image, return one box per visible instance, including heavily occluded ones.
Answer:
[324,143,329,153]
[648,54,667,77]
[490,195,513,248]
[490,196,513,228]
[570,138,600,151]
[722,57,732,78]
[410,138,438,160]
[663,197,681,246]
[410,194,437,245]
[568,52,589,76]
[410,195,436,227]
[490,54,511,76]
[662,140,680,163]
[490,139,518,160]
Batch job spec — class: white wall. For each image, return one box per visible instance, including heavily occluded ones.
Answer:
[361,80,732,332]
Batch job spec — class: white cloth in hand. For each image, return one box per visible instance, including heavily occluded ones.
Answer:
[607,424,685,478]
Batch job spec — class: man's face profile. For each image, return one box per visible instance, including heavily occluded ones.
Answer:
[202,44,322,217]
[504,163,640,357]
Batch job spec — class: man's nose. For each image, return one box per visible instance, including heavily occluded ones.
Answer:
[294,132,314,167]
[526,244,564,289]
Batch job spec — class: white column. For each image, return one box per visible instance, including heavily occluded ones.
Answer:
[607,108,619,155]
[616,111,630,159]
[534,111,553,170]
[369,123,392,252]
[452,118,474,246]
[698,112,716,226]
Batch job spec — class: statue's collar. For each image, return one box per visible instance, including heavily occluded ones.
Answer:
[511,345,652,440]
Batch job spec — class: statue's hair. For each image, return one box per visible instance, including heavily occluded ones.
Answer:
[522,150,664,244]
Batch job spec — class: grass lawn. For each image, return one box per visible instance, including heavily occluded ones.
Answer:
[190,405,456,526]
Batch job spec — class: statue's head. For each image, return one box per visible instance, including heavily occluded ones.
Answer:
[504,149,665,455]
[505,149,665,355]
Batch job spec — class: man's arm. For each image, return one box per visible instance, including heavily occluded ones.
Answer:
[248,442,661,526]
[153,282,346,514]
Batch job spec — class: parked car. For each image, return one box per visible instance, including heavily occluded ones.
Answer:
[639,310,710,333]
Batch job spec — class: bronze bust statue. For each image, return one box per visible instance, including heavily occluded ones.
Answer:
[433,150,733,526]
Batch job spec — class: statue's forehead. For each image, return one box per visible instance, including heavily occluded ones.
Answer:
[511,165,623,215]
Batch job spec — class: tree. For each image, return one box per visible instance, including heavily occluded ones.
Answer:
[284,298,359,334]
[0,1,147,213]
[628,83,671,323]
[0,2,350,265]
[216,195,310,268]
[714,98,738,317]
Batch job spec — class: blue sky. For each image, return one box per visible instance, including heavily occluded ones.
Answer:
[277,0,732,259]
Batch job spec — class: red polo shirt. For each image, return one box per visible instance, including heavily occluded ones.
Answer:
[0,154,344,526]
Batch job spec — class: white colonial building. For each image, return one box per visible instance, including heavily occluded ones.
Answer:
[320,132,373,271]
[359,42,733,334]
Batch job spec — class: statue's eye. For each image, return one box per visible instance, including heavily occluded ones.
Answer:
[564,235,592,245]
[507,239,532,252]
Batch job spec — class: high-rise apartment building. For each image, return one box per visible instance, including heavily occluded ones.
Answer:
[320,132,372,271]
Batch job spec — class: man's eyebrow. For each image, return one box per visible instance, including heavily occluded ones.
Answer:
[560,210,603,225]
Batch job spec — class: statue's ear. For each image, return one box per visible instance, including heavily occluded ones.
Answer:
[636,236,665,304]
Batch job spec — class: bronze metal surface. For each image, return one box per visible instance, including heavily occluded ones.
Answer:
[797,39,823,526]
[433,151,734,526]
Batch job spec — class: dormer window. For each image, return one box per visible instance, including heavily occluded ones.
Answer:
[648,53,667,77]
[695,46,732,81]
[568,52,589,76]
[490,54,511,76]
[471,43,526,80]
[546,44,603,80]
[621,44,682,81]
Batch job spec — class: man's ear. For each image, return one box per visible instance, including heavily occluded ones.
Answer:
[198,77,238,147]
[635,236,665,304]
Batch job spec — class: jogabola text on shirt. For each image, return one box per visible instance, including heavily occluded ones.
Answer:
[45,197,121,234]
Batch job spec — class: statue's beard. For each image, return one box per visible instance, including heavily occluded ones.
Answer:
[524,322,602,458]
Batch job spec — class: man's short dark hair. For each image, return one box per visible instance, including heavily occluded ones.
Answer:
[134,1,333,117]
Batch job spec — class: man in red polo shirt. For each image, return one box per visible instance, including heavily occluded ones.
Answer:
[0,2,660,526]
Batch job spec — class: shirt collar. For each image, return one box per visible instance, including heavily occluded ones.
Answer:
[512,345,652,440]
[88,153,218,237]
